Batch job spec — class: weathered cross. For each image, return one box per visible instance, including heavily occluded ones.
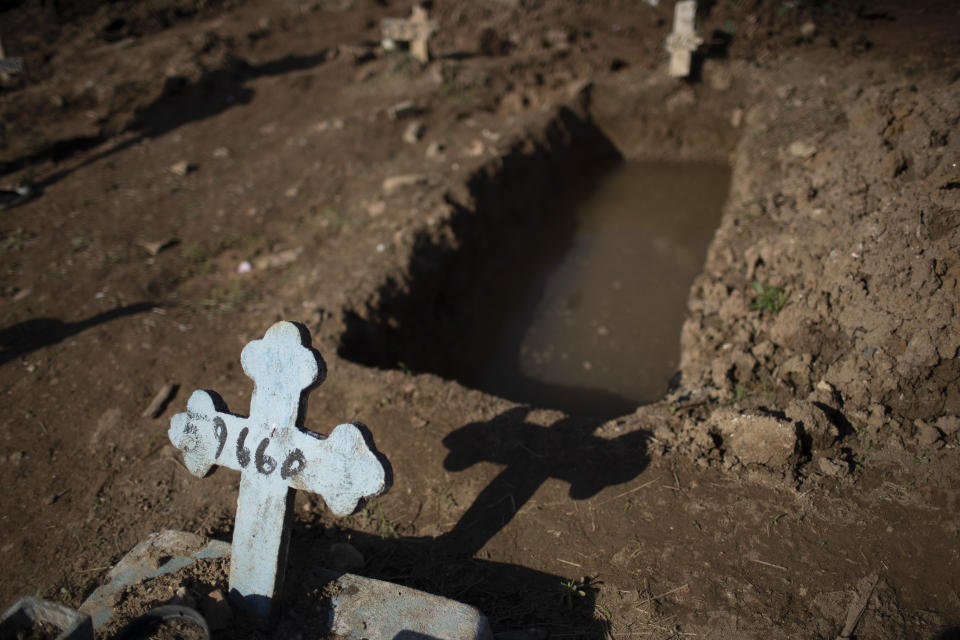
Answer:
[168,321,389,617]
[665,0,702,78]
[381,5,437,64]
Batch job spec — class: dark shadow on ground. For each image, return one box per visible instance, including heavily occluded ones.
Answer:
[0,135,105,179]
[439,407,651,552]
[287,407,651,637]
[0,302,157,365]
[2,49,331,189]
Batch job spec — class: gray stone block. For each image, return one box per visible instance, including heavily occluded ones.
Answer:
[323,571,493,640]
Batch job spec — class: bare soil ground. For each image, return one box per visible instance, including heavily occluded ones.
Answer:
[1,1,959,638]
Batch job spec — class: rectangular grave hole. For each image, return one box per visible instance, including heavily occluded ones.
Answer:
[339,106,732,419]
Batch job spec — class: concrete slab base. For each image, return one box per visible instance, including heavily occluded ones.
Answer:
[79,530,231,630]
[79,531,493,640]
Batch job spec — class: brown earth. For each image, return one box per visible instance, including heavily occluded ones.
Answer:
[1,1,959,638]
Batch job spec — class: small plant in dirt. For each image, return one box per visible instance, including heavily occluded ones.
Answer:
[749,280,788,314]
[766,512,788,535]
[559,576,601,609]
[363,502,397,539]
[203,279,257,312]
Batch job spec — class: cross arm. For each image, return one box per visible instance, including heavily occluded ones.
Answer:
[286,422,389,516]
[168,389,248,477]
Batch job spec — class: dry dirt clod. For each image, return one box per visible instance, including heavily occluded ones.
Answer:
[137,238,179,256]
[388,101,419,120]
[788,140,817,159]
[785,400,839,450]
[169,161,194,176]
[403,121,425,144]
[817,457,847,478]
[914,420,943,448]
[382,174,427,195]
[251,248,302,270]
[730,107,744,127]
[711,410,797,468]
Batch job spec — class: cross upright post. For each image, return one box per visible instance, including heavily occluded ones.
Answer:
[665,0,702,78]
[168,321,389,617]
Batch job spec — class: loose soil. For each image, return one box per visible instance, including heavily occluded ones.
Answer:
[1,1,959,639]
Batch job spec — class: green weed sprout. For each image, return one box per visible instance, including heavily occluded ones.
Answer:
[749,281,788,314]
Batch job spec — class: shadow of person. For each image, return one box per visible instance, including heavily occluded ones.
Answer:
[0,302,156,365]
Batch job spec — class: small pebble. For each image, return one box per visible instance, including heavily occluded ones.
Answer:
[403,121,425,144]
[170,161,194,176]
[382,174,427,195]
[367,200,386,216]
[788,140,817,159]
[730,107,744,128]
[388,101,419,120]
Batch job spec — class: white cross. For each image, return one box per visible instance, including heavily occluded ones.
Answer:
[381,6,437,64]
[168,321,389,617]
[665,0,702,78]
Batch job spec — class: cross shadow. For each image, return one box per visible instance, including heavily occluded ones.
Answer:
[2,48,331,191]
[438,407,651,555]
[287,407,651,637]
[0,302,157,365]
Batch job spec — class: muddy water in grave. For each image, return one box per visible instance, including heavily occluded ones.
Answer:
[456,161,730,419]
